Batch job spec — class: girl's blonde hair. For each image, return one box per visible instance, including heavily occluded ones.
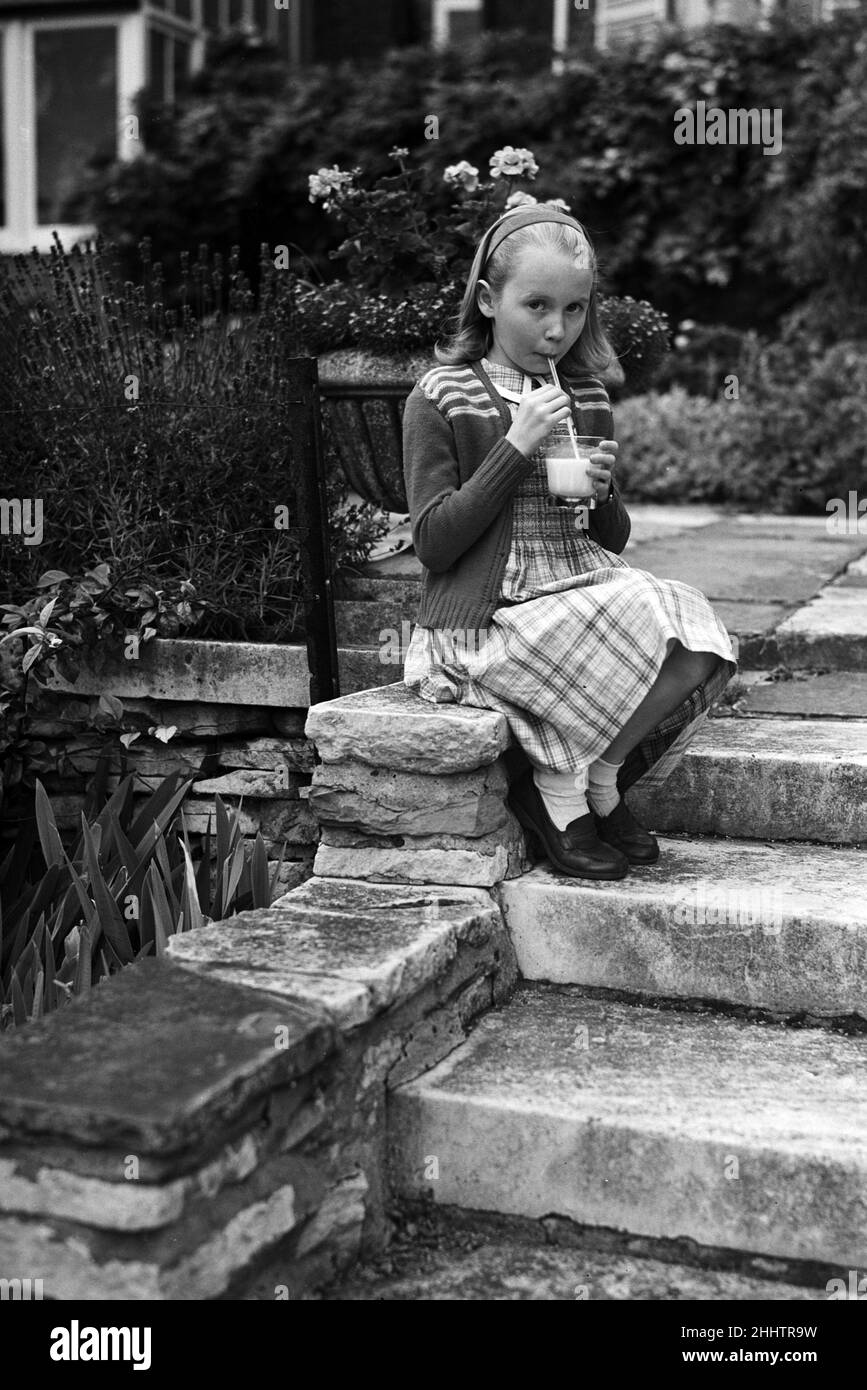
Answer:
[435,217,616,377]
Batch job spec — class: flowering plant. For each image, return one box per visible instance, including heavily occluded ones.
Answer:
[298,145,670,392]
[306,144,556,296]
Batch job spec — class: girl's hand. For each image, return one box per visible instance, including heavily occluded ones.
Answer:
[505,385,573,459]
[586,439,618,504]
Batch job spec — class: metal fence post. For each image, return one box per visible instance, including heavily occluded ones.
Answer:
[286,357,340,706]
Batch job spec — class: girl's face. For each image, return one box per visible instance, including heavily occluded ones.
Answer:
[477,246,595,375]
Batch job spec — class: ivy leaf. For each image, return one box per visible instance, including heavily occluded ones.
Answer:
[37,598,58,627]
[98,693,124,721]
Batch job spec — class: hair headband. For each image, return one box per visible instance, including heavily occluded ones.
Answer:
[482,206,593,270]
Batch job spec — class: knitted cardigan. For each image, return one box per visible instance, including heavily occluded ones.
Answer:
[402,358,632,631]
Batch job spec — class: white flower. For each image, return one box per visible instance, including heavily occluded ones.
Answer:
[389,146,410,160]
[489,146,539,180]
[443,160,480,192]
[543,197,572,213]
[308,166,355,204]
[674,334,690,350]
[505,190,538,209]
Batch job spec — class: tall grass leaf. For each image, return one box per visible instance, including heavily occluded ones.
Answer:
[145,862,176,952]
[34,779,65,868]
[153,828,182,919]
[214,793,230,877]
[183,814,210,917]
[179,839,204,934]
[10,970,27,1026]
[138,868,155,958]
[43,919,56,1013]
[129,779,195,862]
[250,835,271,908]
[59,830,101,938]
[107,808,142,890]
[93,772,136,851]
[3,912,33,990]
[1,856,64,941]
[221,839,246,918]
[81,816,135,963]
[268,838,287,901]
[31,968,44,1020]
[128,770,188,845]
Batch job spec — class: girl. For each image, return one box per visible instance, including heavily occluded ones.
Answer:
[402,205,736,880]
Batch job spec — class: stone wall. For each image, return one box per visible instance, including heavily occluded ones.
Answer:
[4,639,325,895]
[0,878,516,1298]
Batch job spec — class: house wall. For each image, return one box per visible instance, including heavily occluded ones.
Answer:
[307,0,423,63]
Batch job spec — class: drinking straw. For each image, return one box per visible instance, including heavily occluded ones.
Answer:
[547,357,581,461]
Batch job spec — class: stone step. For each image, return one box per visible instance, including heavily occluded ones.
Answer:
[627,716,867,843]
[496,837,867,1018]
[389,984,867,1267]
[739,671,867,720]
[335,597,418,649]
[336,645,404,693]
[775,586,867,671]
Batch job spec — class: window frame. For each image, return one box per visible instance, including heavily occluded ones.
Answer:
[0,12,146,252]
[431,0,484,48]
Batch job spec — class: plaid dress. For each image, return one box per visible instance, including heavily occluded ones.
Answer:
[403,358,737,794]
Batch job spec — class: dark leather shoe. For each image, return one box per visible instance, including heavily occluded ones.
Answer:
[509,769,629,880]
[594,799,659,864]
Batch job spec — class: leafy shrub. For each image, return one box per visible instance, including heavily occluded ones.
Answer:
[0,237,388,639]
[71,14,867,343]
[615,336,867,512]
[0,774,286,1031]
[653,320,763,398]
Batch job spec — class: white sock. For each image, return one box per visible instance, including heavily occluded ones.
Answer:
[587,756,624,817]
[533,766,590,830]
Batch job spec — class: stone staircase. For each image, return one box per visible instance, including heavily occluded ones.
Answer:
[330,542,867,1289]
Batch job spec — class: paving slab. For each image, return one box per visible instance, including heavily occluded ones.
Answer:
[389,984,867,1266]
[706,600,790,658]
[775,588,867,671]
[742,672,867,719]
[621,504,723,545]
[496,837,867,1017]
[628,716,867,843]
[624,521,864,605]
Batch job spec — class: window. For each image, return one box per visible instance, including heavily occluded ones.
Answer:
[432,0,484,46]
[35,27,118,225]
[148,23,192,104]
[202,0,222,31]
